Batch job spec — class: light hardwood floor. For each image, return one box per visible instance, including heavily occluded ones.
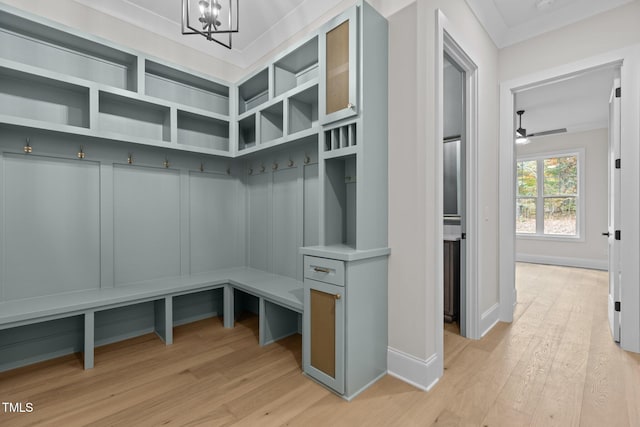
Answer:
[1,263,639,426]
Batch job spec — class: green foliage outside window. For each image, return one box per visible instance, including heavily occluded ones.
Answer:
[516,154,578,236]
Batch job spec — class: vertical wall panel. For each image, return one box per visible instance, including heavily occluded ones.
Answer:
[247,173,270,271]
[3,155,100,300]
[304,163,320,246]
[113,165,181,285]
[190,172,243,273]
[272,167,299,279]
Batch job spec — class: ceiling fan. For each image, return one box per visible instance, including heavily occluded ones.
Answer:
[515,110,566,144]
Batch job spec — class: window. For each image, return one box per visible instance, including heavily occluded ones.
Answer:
[516,152,581,238]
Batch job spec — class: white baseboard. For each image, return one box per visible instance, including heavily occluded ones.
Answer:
[516,253,607,271]
[480,303,500,337]
[387,347,440,391]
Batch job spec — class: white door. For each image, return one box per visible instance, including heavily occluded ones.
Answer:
[607,78,621,342]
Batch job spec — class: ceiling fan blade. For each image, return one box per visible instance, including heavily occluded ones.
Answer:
[528,128,567,138]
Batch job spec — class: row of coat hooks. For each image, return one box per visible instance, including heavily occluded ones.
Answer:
[248,154,312,175]
[22,138,231,175]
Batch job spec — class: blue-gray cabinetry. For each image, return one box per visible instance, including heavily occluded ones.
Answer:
[0,0,388,400]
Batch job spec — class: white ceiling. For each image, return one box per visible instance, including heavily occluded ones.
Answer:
[73,0,347,69]
[515,66,617,137]
[464,0,635,48]
[71,0,633,74]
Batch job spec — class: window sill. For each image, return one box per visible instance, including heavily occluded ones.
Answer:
[516,233,585,243]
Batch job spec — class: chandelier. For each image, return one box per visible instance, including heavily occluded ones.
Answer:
[182,0,239,49]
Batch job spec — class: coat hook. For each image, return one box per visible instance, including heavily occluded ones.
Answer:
[77,146,85,159]
[260,164,265,173]
[127,153,133,165]
[163,158,170,168]
[272,162,278,171]
[288,159,294,167]
[304,154,310,164]
[24,138,32,154]
[200,162,204,172]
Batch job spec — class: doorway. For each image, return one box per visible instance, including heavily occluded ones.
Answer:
[437,24,480,343]
[443,54,466,337]
[502,62,623,346]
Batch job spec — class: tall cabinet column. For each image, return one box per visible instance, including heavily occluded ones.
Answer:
[302,0,389,400]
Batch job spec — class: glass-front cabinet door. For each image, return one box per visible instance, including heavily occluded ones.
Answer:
[303,279,345,394]
[320,6,358,125]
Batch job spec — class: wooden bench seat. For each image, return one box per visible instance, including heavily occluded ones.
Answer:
[0,267,303,371]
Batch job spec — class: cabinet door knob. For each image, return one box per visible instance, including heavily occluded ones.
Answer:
[335,293,341,300]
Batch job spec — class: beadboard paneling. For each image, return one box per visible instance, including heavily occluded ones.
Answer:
[113,165,181,285]
[2,154,100,300]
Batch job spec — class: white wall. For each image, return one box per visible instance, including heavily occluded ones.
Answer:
[516,129,609,270]
[387,0,499,389]
[499,1,640,82]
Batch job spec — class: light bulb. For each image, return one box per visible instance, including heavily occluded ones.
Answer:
[198,0,208,15]
[212,0,221,18]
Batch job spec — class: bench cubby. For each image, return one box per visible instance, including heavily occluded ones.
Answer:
[0,269,303,371]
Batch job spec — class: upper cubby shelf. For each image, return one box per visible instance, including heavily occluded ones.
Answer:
[0,3,343,161]
[145,60,229,116]
[98,90,170,143]
[0,10,137,91]
[238,68,269,115]
[274,36,319,97]
[0,65,90,129]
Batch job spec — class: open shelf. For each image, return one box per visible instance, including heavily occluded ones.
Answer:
[238,114,257,151]
[324,122,356,152]
[324,154,357,248]
[177,110,229,151]
[0,10,137,91]
[260,101,284,143]
[98,91,170,142]
[238,68,269,115]
[145,60,229,116]
[289,85,319,135]
[0,66,89,128]
[274,37,319,97]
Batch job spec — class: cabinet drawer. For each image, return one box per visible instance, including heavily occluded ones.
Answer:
[304,256,344,286]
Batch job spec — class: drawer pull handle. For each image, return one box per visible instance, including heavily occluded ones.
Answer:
[335,293,342,300]
[313,267,331,273]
